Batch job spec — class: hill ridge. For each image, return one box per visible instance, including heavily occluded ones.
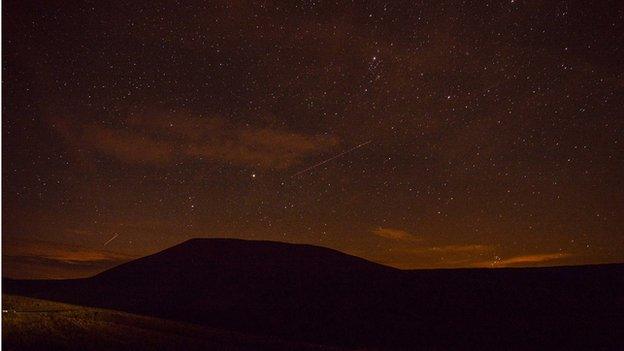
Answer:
[5,238,623,350]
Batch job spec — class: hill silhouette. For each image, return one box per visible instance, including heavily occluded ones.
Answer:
[5,238,624,349]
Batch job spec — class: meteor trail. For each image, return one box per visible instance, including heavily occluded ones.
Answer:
[104,234,120,246]
[291,140,372,177]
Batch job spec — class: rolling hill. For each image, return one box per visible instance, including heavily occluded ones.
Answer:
[5,238,624,349]
[2,294,344,351]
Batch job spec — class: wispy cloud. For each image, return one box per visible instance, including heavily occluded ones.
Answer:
[48,114,339,169]
[373,227,420,242]
[185,127,338,169]
[489,253,570,267]
[367,228,494,268]
[415,244,492,254]
[7,241,129,263]
[85,124,174,164]
[3,239,133,279]
[365,243,492,270]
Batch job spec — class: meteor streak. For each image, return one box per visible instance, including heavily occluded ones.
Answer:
[104,234,120,246]
[291,140,372,177]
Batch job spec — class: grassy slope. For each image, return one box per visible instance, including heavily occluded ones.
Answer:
[2,294,344,351]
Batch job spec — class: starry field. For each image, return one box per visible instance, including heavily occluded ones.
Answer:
[3,1,624,278]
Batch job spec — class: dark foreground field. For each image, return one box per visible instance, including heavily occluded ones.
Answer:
[2,294,343,351]
[4,239,624,350]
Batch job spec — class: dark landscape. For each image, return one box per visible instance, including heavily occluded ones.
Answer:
[4,1,624,350]
[5,239,624,350]
[2,294,343,351]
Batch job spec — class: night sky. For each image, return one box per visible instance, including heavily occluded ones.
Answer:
[4,1,623,278]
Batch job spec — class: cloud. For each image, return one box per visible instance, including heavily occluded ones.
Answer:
[373,227,419,241]
[490,253,570,267]
[3,239,133,279]
[361,242,493,269]
[5,239,131,263]
[49,114,339,169]
[398,244,493,262]
[420,244,491,254]
[85,125,175,164]
[365,230,494,268]
[186,127,338,169]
